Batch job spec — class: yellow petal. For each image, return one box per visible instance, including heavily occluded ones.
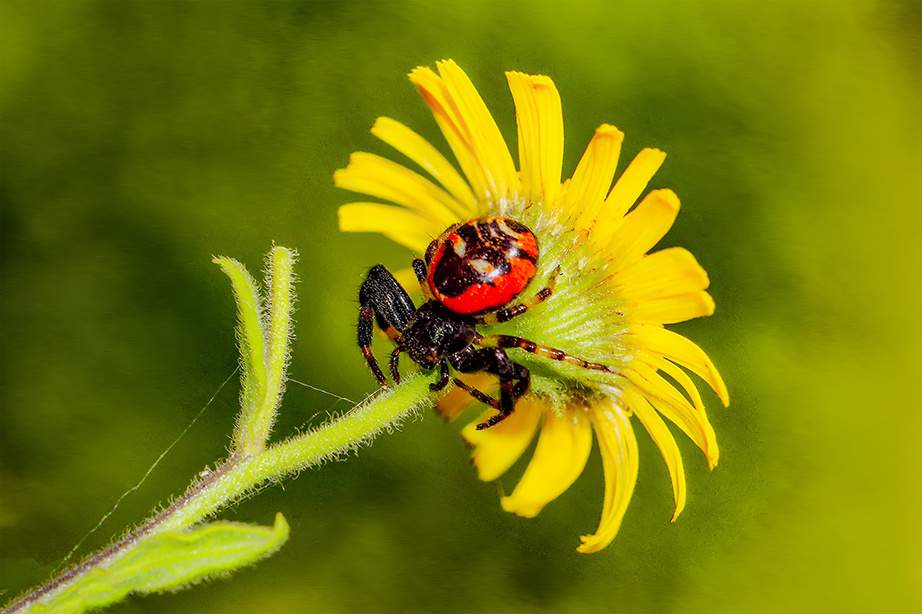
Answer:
[648,353,706,415]
[410,65,492,201]
[592,147,667,245]
[578,401,639,553]
[652,358,719,468]
[411,60,518,202]
[338,203,443,254]
[624,387,686,521]
[371,117,478,215]
[632,291,715,324]
[462,399,542,482]
[564,124,624,227]
[626,362,719,468]
[603,189,681,271]
[628,325,729,406]
[616,247,711,302]
[393,267,423,297]
[438,60,519,200]
[334,152,462,229]
[506,71,564,209]
[501,408,592,518]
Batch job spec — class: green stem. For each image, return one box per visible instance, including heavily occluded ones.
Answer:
[158,373,435,531]
[3,249,442,614]
[4,374,437,613]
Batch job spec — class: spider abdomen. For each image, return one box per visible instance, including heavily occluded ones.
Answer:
[424,216,538,315]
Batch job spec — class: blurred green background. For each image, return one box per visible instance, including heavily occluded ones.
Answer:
[2,0,919,612]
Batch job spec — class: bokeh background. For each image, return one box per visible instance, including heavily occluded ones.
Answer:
[2,1,919,612]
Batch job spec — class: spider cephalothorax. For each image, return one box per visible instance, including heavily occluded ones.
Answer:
[358,216,615,429]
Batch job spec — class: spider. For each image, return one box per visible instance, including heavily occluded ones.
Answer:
[358,216,614,429]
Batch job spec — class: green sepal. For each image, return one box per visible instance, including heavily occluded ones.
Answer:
[32,513,290,614]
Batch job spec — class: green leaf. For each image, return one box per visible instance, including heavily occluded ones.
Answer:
[32,513,290,614]
[213,256,268,453]
[263,247,296,424]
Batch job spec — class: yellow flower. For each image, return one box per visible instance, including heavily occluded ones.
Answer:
[335,59,729,552]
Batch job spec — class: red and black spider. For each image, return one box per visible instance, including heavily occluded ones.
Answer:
[358,216,614,429]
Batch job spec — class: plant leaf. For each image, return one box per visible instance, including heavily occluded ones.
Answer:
[32,513,290,614]
[213,256,268,452]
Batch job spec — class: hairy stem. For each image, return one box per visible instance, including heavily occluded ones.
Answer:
[3,374,436,613]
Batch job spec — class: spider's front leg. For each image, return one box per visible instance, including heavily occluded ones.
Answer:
[475,332,617,375]
[430,360,450,392]
[358,265,417,388]
[388,347,402,385]
[450,347,531,430]
[476,266,560,325]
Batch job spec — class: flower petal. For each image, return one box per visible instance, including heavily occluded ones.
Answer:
[393,266,423,297]
[501,408,592,518]
[438,60,519,199]
[626,362,719,467]
[371,117,478,215]
[564,124,624,228]
[578,401,638,553]
[592,147,667,245]
[624,386,686,521]
[462,399,542,482]
[616,247,710,301]
[410,65,491,201]
[628,325,729,406]
[604,189,681,271]
[506,71,564,209]
[632,291,715,325]
[648,353,705,415]
[411,60,518,202]
[338,203,443,253]
[650,357,719,468]
[334,152,462,228]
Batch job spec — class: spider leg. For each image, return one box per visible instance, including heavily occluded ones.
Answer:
[476,266,560,325]
[358,265,417,388]
[380,323,402,343]
[452,378,498,409]
[450,347,530,429]
[474,332,616,374]
[430,360,450,392]
[389,347,402,385]
[413,258,435,301]
[412,258,427,284]
[358,305,388,386]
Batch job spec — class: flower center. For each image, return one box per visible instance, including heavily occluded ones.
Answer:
[479,198,632,401]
